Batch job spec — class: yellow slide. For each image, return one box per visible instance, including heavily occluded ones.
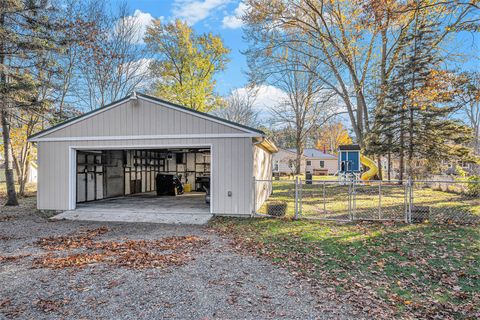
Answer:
[360,155,379,181]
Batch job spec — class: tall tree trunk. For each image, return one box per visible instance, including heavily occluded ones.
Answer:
[407,6,419,179]
[376,157,383,180]
[407,106,415,178]
[295,143,303,175]
[19,162,29,197]
[1,109,19,205]
[295,128,304,175]
[387,151,391,181]
[0,9,18,206]
[399,111,406,183]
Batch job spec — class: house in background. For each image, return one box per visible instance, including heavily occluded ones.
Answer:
[273,148,338,176]
[300,148,338,175]
[0,154,38,184]
[272,148,306,176]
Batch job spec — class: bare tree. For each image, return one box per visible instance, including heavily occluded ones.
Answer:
[77,2,150,111]
[268,54,336,174]
[458,72,480,155]
[244,0,476,146]
[213,87,260,127]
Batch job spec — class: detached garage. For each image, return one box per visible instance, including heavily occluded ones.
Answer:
[29,92,277,218]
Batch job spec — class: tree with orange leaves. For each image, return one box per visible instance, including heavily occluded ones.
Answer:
[315,122,352,155]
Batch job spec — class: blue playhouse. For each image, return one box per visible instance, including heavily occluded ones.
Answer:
[338,144,361,174]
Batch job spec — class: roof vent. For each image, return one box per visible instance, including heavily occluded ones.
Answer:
[131,91,139,107]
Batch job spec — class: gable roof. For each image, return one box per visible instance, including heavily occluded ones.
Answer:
[288,148,337,160]
[275,148,306,159]
[28,92,265,141]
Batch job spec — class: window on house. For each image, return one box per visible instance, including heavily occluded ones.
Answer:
[306,160,311,166]
[320,160,325,168]
[273,161,279,171]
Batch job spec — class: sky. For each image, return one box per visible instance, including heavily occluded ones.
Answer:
[117,0,251,95]
[115,0,479,126]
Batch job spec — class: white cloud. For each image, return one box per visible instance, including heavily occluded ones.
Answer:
[222,1,248,29]
[121,10,163,44]
[232,85,288,111]
[128,58,153,78]
[172,0,231,25]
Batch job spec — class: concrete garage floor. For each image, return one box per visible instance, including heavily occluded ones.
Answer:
[52,192,212,225]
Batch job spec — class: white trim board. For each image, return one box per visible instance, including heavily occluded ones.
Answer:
[31,133,257,142]
[30,94,263,141]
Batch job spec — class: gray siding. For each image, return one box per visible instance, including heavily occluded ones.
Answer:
[45,99,244,138]
[37,138,254,215]
[35,97,261,215]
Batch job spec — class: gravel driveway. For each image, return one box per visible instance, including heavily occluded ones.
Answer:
[1,197,356,319]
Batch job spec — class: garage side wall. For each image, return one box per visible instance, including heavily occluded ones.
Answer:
[37,137,254,215]
[253,145,273,211]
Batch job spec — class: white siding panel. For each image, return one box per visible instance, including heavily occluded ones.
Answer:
[37,137,257,215]
[253,145,273,211]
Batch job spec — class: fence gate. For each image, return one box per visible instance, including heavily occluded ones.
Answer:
[298,180,353,221]
[352,180,409,222]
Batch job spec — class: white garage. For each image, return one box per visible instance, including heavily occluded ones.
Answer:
[28,92,277,219]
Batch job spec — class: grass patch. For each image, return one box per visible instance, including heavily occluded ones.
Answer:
[211,218,480,318]
[0,183,37,198]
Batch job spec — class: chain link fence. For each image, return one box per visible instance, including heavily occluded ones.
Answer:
[254,179,296,217]
[300,180,352,221]
[253,178,480,224]
[352,181,408,222]
[409,180,480,224]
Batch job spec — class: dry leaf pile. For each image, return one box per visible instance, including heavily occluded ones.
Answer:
[0,254,31,264]
[33,228,209,269]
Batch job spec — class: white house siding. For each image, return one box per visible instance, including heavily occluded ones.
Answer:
[307,158,338,174]
[34,97,262,216]
[253,145,273,212]
[273,149,306,174]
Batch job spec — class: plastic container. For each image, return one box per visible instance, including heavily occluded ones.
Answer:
[184,183,191,192]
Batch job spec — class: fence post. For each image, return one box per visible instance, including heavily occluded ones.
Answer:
[378,180,382,220]
[405,177,412,223]
[252,176,256,217]
[352,179,356,221]
[299,178,303,217]
[322,181,326,214]
[294,176,299,220]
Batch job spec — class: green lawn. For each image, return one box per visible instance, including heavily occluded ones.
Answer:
[0,182,36,198]
[278,174,335,181]
[211,218,480,319]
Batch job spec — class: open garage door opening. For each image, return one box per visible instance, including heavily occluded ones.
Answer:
[75,147,211,214]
